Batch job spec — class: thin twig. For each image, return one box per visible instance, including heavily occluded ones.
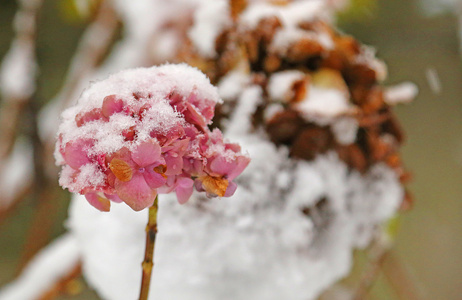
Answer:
[0,0,42,161]
[139,195,159,300]
[382,250,426,300]
[37,262,82,300]
[17,0,120,266]
[352,232,391,300]
[0,0,43,217]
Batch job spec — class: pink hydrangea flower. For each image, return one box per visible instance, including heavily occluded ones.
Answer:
[55,64,249,211]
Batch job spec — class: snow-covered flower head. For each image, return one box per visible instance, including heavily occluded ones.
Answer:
[55,64,250,211]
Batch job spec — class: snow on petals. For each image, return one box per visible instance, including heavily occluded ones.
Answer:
[55,64,249,211]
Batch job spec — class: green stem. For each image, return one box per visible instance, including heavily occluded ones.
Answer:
[138,195,158,300]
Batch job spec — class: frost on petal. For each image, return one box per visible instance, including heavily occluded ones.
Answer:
[175,177,194,204]
[85,193,111,212]
[131,141,161,167]
[114,173,156,211]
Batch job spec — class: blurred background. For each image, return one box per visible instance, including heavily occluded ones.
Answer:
[0,0,461,299]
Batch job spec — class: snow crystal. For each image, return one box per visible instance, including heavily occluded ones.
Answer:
[188,0,232,58]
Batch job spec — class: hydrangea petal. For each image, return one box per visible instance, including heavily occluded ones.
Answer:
[164,154,184,176]
[226,156,251,180]
[224,181,238,197]
[115,173,156,211]
[209,156,235,177]
[102,95,124,118]
[143,168,167,189]
[85,192,111,212]
[131,142,161,167]
[104,193,123,203]
[63,140,91,169]
[175,177,194,204]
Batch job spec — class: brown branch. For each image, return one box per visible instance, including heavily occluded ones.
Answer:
[139,195,159,300]
[382,251,426,300]
[0,0,43,219]
[0,0,42,161]
[37,262,82,300]
[16,0,120,266]
[352,232,391,300]
[352,233,425,300]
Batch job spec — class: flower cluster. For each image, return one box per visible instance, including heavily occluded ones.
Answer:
[55,65,249,211]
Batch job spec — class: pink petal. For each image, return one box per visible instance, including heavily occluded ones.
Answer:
[85,192,111,212]
[64,140,91,169]
[209,156,235,177]
[184,102,206,127]
[101,95,124,118]
[143,168,167,189]
[175,177,194,204]
[131,142,161,167]
[104,193,123,203]
[164,153,184,176]
[115,173,156,211]
[226,156,250,180]
[224,181,237,197]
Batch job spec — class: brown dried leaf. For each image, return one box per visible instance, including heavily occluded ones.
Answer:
[109,158,133,182]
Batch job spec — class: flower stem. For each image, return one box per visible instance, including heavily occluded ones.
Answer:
[139,195,159,300]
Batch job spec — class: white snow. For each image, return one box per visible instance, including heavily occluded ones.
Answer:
[0,234,80,300]
[225,85,262,136]
[267,70,306,102]
[384,82,418,105]
[188,0,232,58]
[0,138,34,208]
[56,64,220,157]
[331,117,359,145]
[425,67,441,94]
[217,69,250,100]
[0,38,37,101]
[29,2,405,300]
[295,85,355,125]
[240,1,328,29]
[68,148,403,300]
